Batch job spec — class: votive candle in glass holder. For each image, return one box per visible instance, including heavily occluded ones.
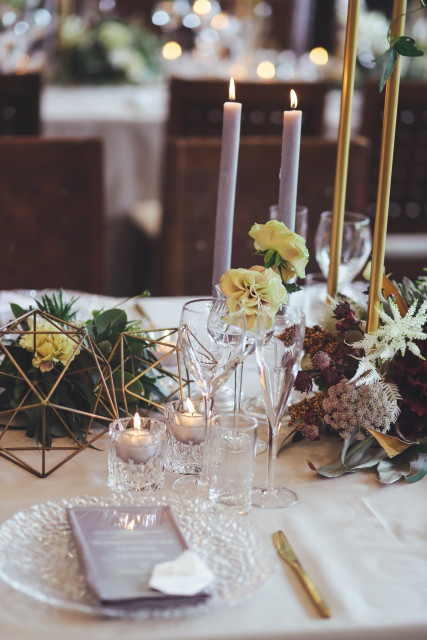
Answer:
[108,414,167,492]
[165,398,215,475]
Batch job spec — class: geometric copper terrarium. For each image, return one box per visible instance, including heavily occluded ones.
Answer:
[108,327,191,416]
[0,309,118,477]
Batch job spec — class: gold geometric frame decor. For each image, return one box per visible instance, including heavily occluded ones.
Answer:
[0,309,118,477]
[108,327,191,416]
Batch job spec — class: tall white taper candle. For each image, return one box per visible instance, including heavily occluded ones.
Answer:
[277,90,302,232]
[212,78,242,292]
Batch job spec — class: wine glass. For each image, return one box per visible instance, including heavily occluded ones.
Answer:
[176,297,247,494]
[179,297,247,401]
[252,305,305,509]
[314,211,372,286]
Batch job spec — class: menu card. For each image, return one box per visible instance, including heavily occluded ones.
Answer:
[67,505,211,607]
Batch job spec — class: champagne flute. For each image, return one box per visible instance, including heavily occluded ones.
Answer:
[252,305,305,509]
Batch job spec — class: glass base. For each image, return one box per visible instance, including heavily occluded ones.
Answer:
[251,486,297,509]
[172,475,209,498]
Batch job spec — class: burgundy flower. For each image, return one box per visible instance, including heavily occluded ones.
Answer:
[301,423,320,441]
[293,371,313,394]
[320,367,342,386]
[311,350,331,371]
[392,339,427,440]
[333,301,359,334]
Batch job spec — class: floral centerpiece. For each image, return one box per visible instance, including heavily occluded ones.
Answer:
[55,16,161,85]
[285,273,427,484]
[219,220,309,325]
[0,291,183,476]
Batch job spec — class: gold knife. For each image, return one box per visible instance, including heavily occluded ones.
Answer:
[273,530,331,618]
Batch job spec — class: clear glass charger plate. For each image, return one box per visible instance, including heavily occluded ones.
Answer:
[0,492,275,619]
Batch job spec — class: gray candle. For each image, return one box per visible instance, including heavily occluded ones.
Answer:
[212,78,242,292]
[277,90,302,232]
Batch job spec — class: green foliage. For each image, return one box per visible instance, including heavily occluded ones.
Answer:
[0,292,166,446]
[377,5,426,92]
[36,290,79,322]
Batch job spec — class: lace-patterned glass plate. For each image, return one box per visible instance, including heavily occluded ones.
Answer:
[0,493,275,619]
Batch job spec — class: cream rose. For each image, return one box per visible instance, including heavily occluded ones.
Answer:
[19,319,81,372]
[219,265,287,330]
[249,220,309,281]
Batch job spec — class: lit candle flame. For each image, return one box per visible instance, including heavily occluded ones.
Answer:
[133,412,141,429]
[229,77,236,101]
[185,398,196,413]
[290,89,298,109]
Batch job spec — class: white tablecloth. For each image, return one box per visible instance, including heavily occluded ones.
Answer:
[1,293,427,640]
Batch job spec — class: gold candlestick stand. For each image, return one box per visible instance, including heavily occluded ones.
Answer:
[327,0,360,300]
[367,0,407,333]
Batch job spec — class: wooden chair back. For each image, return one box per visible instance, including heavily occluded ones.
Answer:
[157,135,371,295]
[0,137,105,293]
[167,78,330,138]
[0,73,41,135]
[360,78,427,279]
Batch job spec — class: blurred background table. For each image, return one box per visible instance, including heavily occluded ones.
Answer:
[41,83,169,296]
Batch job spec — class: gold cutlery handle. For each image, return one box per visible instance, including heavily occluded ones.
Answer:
[273,531,331,618]
[290,560,331,618]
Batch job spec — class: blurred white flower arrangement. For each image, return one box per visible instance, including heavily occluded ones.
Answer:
[55,15,161,85]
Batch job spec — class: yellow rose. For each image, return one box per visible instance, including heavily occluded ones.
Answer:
[219,265,287,330]
[19,319,81,372]
[249,220,309,281]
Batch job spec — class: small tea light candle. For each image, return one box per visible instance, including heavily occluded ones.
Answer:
[170,398,206,445]
[114,413,160,464]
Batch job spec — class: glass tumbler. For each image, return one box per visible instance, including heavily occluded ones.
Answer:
[108,417,167,492]
[165,398,217,475]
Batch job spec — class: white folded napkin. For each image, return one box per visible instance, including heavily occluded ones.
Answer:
[149,550,215,596]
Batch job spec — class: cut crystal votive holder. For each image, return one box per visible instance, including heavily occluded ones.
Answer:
[108,416,167,492]
[164,399,217,475]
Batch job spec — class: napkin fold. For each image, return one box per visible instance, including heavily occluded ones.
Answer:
[149,550,215,596]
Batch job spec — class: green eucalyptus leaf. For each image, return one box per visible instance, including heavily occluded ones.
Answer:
[377,47,398,92]
[377,447,419,484]
[340,436,353,463]
[393,36,424,57]
[342,436,377,468]
[315,457,355,478]
[94,308,127,337]
[350,447,387,469]
[406,455,427,483]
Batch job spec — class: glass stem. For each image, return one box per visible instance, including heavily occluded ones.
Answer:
[200,393,214,486]
[266,422,278,492]
[233,359,244,417]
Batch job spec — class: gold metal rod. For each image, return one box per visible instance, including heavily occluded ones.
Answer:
[367,0,406,332]
[327,0,360,299]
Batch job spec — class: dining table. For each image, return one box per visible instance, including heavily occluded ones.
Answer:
[0,287,426,640]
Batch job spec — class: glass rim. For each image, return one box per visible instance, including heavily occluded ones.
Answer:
[181,298,245,314]
[320,211,371,225]
[218,412,258,430]
[109,416,165,431]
